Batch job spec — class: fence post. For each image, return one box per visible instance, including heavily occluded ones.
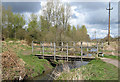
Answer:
[81,42,83,62]
[67,42,68,61]
[87,42,88,57]
[42,42,44,59]
[54,42,56,61]
[97,41,98,57]
[32,41,33,54]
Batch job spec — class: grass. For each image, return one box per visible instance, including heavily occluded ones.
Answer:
[18,54,53,77]
[103,54,120,61]
[80,59,119,80]
[3,40,53,78]
[99,48,117,52]
[57,68,82,80]
[5,38,19,42]
[57,59,119,80]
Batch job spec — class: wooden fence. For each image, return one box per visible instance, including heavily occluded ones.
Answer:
[32,41,103,61]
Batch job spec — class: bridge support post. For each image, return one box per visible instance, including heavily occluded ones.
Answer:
[32,41,33,54]
[81,42,83,62]
[42,42,44,59]
[67,43,68,61]
[54,42,56,61]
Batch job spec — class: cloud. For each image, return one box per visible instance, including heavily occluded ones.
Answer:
[2,1,118,39]
[69,2,118,38]
[70,2,107,12]
[86,23,118,38]
[70,6,86,27]
[2,2,41,13]
[70,2,118,25]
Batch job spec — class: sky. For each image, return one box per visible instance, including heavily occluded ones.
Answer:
[2,1,119,39]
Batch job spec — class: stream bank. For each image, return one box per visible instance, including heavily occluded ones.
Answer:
[34,60,89,80]
[57,59,119,80]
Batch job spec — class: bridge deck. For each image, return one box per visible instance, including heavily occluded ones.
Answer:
[35,54,95,61]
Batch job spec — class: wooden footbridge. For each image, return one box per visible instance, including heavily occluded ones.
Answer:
[35,54,95,61]
[32,41,103,61]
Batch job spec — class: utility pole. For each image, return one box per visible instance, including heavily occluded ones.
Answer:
[106,2,113,45]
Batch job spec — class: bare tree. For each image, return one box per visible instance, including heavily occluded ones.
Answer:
[42,0,71,42]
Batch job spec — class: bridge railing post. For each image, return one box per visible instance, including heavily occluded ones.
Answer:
[87,42,88,57]
[73,42,75,53]
[40,42,42,54]
[102,42,104,56]
[67,42,68,61]
[42,42,44,59]
[32,41,33,55]
[54,42,56,61]
[62,42,63,51]
[97,41,98,57]
[51,42,52,55]
[81,42,83,62]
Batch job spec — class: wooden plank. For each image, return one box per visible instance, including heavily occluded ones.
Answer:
[35,54,95,59]
[33,45,102,49]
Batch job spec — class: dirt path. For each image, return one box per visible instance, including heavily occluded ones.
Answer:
[100,58,120,68]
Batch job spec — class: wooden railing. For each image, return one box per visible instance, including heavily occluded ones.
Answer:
[32,41,103,61]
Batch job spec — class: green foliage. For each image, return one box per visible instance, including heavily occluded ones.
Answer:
[2,0,91,43]
[103,54,119,61]
[2,6,26,40]
[81,25,87,34]
[28,14,39,32]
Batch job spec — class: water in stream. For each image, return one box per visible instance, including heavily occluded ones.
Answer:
[34,61,89,80]
[34,48,97,80]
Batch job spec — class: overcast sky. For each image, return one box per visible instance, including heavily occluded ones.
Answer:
[2,1,119,39]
